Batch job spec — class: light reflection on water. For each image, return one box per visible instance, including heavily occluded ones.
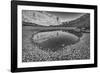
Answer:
[32,30,81,51]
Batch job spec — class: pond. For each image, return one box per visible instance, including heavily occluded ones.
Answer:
[32,30,81,51]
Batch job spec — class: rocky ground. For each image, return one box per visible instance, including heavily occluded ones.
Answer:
[22,26,90,62]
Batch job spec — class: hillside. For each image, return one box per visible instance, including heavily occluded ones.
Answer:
[60,13,90,29]
[22,10,60,26]
[22,10,90,29]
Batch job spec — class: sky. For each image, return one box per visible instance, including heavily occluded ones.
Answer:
[47,11,85,22]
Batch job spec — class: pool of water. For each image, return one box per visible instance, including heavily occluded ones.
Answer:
[32,30,80,51]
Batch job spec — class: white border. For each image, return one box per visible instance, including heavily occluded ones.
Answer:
[18,5,94,68]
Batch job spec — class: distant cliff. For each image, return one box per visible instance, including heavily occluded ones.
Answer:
[22,10,61,26]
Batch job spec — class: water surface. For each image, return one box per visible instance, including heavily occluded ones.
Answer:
[32,30,80,51]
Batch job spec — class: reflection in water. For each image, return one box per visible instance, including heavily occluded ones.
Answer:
[32,30,81,51]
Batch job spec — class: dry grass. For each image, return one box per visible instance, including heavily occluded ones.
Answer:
[22,26,90,62]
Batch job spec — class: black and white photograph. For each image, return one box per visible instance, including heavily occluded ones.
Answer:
[22,10,90,62]
[11,1,97,72]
